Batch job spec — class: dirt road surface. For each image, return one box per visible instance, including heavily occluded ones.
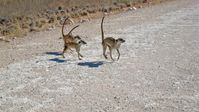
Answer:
[0,0,199,111]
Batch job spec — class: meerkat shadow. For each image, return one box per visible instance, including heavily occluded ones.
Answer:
[49,58,65,63]
[77,61,106,68]
[45,52,62,56]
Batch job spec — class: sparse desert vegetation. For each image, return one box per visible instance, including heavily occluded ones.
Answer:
[0,0,161,38]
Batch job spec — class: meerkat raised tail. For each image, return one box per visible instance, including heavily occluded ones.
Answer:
[61,17,81,43]
[101,16,125,61]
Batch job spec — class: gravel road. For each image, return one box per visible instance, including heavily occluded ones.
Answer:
[0,0,199,111]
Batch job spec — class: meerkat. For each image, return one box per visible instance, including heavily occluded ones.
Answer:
[101,16,125,61]
[61,17,87,60]
[62,40,87,60]
[61,17,82,54]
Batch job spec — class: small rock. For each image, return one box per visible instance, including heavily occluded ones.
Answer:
[132,7,137,10]
[47,26,56,30]
[58,6,62,10]
[126,3,131,7]
[79,11,88,16]
[0,36,10,42]
[138,5,142,8]
[143,0,148,3]
[87,9,96,14]
[79,19,89,23]
[102,8,109,13]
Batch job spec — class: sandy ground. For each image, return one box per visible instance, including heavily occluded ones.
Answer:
[0,0,199,111]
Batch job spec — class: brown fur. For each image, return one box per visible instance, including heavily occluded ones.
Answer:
[101,16,125,61]
[62,40,87,60]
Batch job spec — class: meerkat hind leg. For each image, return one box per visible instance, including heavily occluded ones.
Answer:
[79,53,84,57]
[78,53,82,60]
[117,49,120,61]
[78,53,83,60]
[103,44,108,59]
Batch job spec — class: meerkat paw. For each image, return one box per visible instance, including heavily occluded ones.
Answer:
[62,55,65,58]
[111,58,115,61]
[104,55,108,59]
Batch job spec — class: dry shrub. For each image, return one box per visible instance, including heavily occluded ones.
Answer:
[0,0,165,38]
[0,0,163,17]
[4,20,27,37]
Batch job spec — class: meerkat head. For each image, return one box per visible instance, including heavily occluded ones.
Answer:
[116,38,125,43]
[74,35,81,40]
[78,40,87,45]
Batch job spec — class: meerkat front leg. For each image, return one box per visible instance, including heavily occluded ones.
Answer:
[78,53,82,60]
[75,47,82,60]
[117,49,120,61]
[78,50,84,58]
[108,46,115,61]
[62,45,68,58]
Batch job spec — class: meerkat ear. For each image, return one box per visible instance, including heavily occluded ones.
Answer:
[75,35,81,39]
